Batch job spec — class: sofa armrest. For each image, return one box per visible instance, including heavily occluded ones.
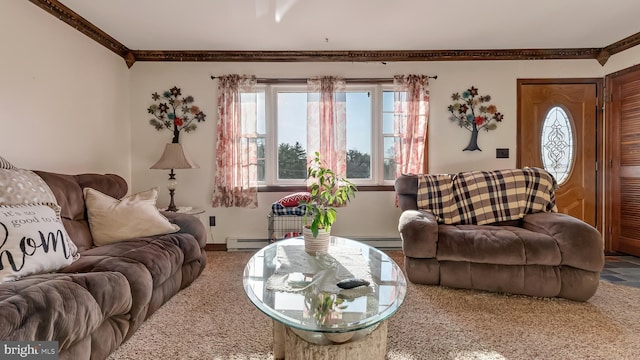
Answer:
[162,212,207,249]
[395,175,420,211]
[399,210,438,258]
[522,212,604,272]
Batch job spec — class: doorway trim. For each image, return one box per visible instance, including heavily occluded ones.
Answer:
[516,78,604,242]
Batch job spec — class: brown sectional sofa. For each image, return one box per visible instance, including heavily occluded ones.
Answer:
[0,171,207,359]
[395,172,604,301]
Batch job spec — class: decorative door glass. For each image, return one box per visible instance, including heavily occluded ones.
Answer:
[540,106,574,184]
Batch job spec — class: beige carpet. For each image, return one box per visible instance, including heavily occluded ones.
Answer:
[108,251,640,360]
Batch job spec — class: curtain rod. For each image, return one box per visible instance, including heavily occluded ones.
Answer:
[210,75,437,84]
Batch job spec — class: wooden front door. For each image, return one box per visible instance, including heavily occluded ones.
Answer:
[607,65,640,256]
[517,80,600,228]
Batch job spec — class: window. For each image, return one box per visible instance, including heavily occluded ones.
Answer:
[254,91,266,182]
[251,84,405,187]
[382,90,400,181]
[276,92,307,181]
[541,106,574,184]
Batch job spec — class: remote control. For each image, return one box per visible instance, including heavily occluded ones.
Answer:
[336,278,370,289]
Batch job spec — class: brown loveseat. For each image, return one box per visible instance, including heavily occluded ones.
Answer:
[0,171,207,359]
[395,169,604,301]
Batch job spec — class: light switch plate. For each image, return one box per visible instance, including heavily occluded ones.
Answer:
[496,148,509,158]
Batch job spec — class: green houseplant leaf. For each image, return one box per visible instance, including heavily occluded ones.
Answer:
[302,152,358,237]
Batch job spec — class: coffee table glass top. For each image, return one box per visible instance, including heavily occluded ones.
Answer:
[243,237,407,333]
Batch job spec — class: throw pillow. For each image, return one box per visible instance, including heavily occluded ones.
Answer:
[83,187,180,246]
[0,204,78,283]
[0,168,66,249]
[0,156,15,169]
[276,192,312,207]
[0,168,58,207]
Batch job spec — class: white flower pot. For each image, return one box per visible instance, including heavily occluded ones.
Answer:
[303,227,330,255]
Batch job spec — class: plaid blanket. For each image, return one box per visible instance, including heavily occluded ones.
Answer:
[417,168,558,225]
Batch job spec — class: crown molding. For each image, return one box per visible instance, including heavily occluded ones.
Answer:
[29,0,636,67]
[597,32,640,65]
[28,0,135,67]
[130,48,600,63]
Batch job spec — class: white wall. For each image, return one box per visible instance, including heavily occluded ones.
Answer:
[0,1,130,179]
[602,46,640,75]
[129,60,608,244]
[7,1,640,245]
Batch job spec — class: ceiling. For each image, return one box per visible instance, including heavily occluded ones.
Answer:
[56,0,640,51]
[29,0,640,67]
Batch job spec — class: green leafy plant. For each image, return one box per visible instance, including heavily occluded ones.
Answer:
[305,291,348,325]
[303,152,358,237]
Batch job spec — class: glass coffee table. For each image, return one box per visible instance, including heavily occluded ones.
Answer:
[243,237,407,359]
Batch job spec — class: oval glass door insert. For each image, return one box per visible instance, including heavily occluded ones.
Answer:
[541,106,574,184]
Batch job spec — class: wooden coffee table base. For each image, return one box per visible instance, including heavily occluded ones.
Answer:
[273,320,388,360]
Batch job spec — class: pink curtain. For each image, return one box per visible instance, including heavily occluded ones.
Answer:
[393,75,429,175]
[212,74,259,208]
[307,76,347,177]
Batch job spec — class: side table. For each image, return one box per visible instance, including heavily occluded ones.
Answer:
[160,207,209,242]
[159,206,204,216]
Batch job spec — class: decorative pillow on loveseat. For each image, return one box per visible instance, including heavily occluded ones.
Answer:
[84,187,180,246]
[0,204,78,283]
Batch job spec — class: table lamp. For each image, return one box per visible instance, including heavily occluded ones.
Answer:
[150,143,198,211]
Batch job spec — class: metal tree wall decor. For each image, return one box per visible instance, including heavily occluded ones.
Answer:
[448,86,503,151]
[148,86,207,143]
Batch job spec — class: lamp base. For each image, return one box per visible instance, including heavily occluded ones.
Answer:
[167,188,178,212]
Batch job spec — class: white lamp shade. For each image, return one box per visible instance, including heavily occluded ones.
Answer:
[150,143,199,170]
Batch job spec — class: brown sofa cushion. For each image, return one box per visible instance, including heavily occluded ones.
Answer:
[437,224,562,266]
[61,254,152,333]
[81,238,185,288]
[439,261,563,298]
[0,272,131,347]
[66,233,201,297]
[34,171,127,252]
[523,212,604,272]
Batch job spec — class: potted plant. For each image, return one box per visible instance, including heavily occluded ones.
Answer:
[302,152,358,254]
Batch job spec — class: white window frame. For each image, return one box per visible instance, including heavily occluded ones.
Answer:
[255,83,400,187]
[269,85,310,186]
[381,85,398,185]
[254,85,267,184]
[344,84,378,186]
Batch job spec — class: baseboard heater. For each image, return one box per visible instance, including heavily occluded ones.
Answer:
[226,237,402,251]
